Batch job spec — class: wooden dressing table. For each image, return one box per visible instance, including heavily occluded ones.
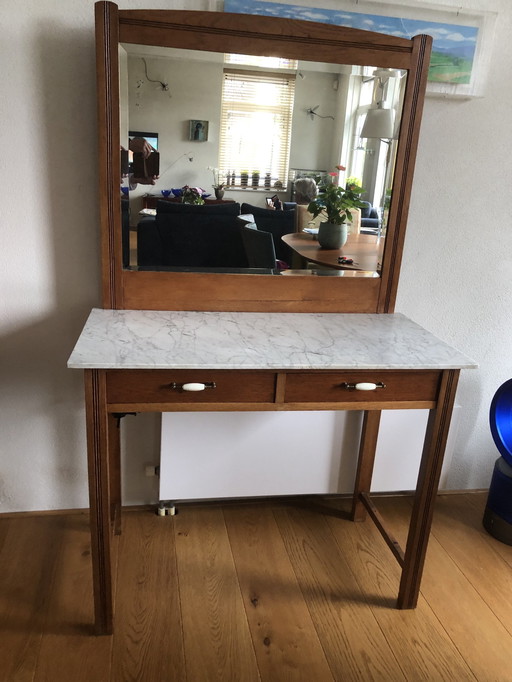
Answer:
[68,309,474,634]
[73,3,475,636]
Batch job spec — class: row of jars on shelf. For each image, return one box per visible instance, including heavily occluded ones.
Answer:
[224,171,275,189]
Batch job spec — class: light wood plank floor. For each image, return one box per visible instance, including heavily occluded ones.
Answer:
[1,493,511,682]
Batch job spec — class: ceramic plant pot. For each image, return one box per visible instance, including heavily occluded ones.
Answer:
[317,221,348,249]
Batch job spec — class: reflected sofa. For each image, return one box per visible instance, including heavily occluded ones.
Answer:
[137,200,297,269]
[359,201,381,233]
[137,201,248,268]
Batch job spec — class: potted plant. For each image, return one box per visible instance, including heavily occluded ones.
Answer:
[208,166,225,199]
[181,186,205,205]
[307,169,365,249]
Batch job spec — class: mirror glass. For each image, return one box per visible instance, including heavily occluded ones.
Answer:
[120,42,406,276]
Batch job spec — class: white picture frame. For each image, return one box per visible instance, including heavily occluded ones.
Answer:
[222,0,497,98]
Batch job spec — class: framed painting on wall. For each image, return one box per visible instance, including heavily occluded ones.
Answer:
[222,0,497,98]
[189,120,209,141]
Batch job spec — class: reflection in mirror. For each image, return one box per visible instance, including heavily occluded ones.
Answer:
[119,42,406,275]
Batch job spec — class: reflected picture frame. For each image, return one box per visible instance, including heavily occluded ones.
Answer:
[189,119,209,141]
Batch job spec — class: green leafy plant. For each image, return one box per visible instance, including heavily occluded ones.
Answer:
[307,172,365,225]
[181,186,205,205]
[345,176,363,193]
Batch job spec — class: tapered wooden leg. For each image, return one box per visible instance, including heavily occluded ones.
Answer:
[397,369,460,609]
[108,414,122,536]
[84,369,113,635]
[351,410,381,521]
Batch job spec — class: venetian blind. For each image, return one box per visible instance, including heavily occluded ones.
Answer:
[224,53,298,70]
[218,70,296,188]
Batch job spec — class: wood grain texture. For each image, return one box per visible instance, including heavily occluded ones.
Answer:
[34,514,113,682]
[119,9,415,56]
[324,498,475,681]
[430,494,512,637]
[120,268,382,314]
[351,411,381,522]
[4,495,510,681]
[110,512,185,682]
[95,1,122,309]
[173,506,260,681]
[85,369,114,635]
[398,369,460,609]
[283,371,440,404]
[379,496,512,681]
[0,517,62,682]
[272,503,406,681]
[223,504,335,681]
[378,34,432,313]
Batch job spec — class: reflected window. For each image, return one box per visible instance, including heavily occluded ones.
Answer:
[224,53,297,70]
[218,69,296,189]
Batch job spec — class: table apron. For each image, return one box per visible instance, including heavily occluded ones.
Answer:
[104,368,442,410]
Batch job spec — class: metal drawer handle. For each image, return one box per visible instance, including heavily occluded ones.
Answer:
[170,382,217,391]
[341,382,386,391]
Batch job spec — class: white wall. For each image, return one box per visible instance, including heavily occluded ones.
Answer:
[124,52,347,207]
[0,0,511,512]
[127,52,224,199]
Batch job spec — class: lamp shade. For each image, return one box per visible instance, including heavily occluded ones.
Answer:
[361,106,395,139]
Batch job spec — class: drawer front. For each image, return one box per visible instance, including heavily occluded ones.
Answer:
[284,371,440,404]
[106,370,276,404]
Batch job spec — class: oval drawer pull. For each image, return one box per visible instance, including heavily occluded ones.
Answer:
[170,382,217,391]
[341,382,386,391]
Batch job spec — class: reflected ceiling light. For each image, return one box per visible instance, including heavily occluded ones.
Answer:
[361,105,395,139]
[360,67,397,140]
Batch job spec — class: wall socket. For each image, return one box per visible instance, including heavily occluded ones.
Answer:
[144,464,160,477]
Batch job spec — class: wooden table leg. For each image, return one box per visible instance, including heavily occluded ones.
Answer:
[84,369,113,635]
[351,410,381,521]
[108,413,122,536]
[397,369,460,609]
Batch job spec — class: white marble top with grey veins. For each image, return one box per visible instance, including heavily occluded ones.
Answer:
[67,308,476,370]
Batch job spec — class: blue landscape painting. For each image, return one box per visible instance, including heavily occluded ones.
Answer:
[224,0,478,84]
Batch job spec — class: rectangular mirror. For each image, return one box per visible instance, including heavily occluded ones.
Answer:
[96,2,431,312]
[120,42,406,277]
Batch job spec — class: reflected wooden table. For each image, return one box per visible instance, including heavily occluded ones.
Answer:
[282,232,384,272]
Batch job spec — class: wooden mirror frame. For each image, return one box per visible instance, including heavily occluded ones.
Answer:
[95,1,431,313]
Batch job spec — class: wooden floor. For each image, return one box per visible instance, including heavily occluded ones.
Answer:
[1,493,512,681]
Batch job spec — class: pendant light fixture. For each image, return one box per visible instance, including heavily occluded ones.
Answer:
[361,68,397,140]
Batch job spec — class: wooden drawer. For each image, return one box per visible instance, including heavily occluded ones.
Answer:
[106,369,276,404]
[284,371,440,404]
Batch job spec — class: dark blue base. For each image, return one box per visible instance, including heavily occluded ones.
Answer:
[483,457,512,545]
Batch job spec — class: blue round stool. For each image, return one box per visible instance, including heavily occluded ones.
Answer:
[483,379,512,545]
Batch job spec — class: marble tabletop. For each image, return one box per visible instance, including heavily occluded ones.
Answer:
[67,309,476,371]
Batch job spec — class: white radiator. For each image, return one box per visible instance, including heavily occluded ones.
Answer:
[159,408,459,501]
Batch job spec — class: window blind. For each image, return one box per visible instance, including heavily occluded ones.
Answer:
[224,53,298,70]
[218,70,296,189]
